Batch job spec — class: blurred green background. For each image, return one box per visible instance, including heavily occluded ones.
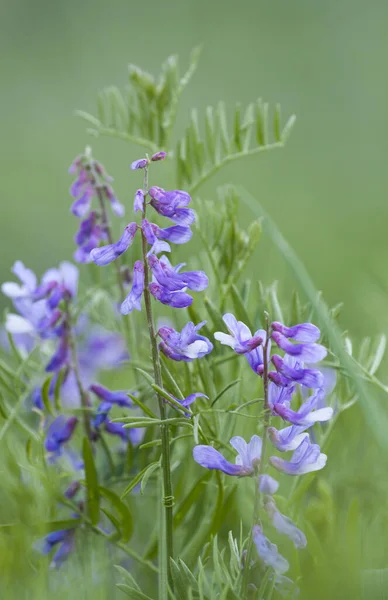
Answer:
[2,0,388,336]
[1,0,388,598]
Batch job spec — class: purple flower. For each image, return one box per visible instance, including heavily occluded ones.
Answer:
[271,321,320,343]
[44,529,76,569]
[148,254,208,292]
[214,313,263,354]
[193,435,262,477]
[270,438,327,475]
[252,525,289,575]
[64,481,81,499]
[148,186,195,225]
[149,283,193,308]
[270,354,323,389]
[142,219,171,255]
[167,392,207,416]
[158,321,213,361]
[130,158,149,170]
[74,212,104,264]
[44,415,78,454]
[264,497,307,549]
[90,383,133,427]
[259,474,279,495]
[271,331,327,363]
[142,219,192,255]
[91,223,138,266]
[272,388,333,426]
[42,262,79,300]
[268,424,310,452]
[245,329,271,374]
[104,419,145,446]
[134,189,145,213]
[71,188,93,218]
[151,151,167,161]
[120,261,145,314]
[46,338,70,372]
[267,382,295,413]
[1,261,37,299]
[105,185,125,217]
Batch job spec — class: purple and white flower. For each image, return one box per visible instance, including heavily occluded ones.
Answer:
[158,321,213,361]
[214,314,263,354]
[193,435,262,477]
[270,437,327,475]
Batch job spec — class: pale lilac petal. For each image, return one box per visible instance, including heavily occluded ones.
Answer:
[130,158,148,170]
[268,425,310,452]
[265,497,307,549]
[71,191,92,218]
[149,283,193,308]
[272,322,320,343]
[133,189,145,213]
[5,314,35,334]
[120,261,144,314]
[11,261,37,291]
[270,438,327,475]
[252,526,289,575]
[259,474,279,495]
[229,436,250,466]
[193,446,244,476]
[246,435,263,466]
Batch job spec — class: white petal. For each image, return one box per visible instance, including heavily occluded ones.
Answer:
[214,332,236,349]
[5,314,35,334]
[1,282,26,298]
[185,340,208,358]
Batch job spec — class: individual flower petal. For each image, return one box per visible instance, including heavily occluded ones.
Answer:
[133,189,145,213]
[214,313,263,354]
[271,321,320,343]
[105,186,125,217]
[50,530,76,568]
[152,223,192,245]
[149,283,193,308]
[268,424,310,452]
[245,329,271,374]
[46,338,70,372]
[252,525,290,575]
[70,190,93,218]
[91,223,138,266]
[148,254,208,292]
[148,186,195,225]
[44,415,78,453]
[271,354,323,388]
[264,497,307,549]
[130,158,148,170]
[259,474,279,495]
[271,332,327,363]
[158,321,213,361]
[42,262,79,299]
[151,151,167,161]
[270,438,327,475]
[273,388,333,426]
[230,435,262,469]
[5,313,35,335]
[121,261,145,314]
[193,446,245,476]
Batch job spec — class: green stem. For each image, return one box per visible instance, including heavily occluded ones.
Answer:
[242,314,271,597]
[141,163,174,593]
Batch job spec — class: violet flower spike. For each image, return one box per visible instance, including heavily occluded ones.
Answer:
[214,313,263,354]
[121,261,145,314]
[91,222,138,266]
[158,321,213,362]
[270,437,327,475]
[193,435,262,477]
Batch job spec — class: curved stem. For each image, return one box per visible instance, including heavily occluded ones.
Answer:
[140,164,174,593]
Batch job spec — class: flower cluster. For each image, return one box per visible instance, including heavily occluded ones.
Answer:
[69,150,125,263]
[90,153,207,315]
[194,312,335,583]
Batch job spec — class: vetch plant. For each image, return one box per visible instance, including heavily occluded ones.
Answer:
[1,50,386,600]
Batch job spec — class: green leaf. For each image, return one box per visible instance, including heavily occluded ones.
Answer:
[205,105,217,163]
[140,461,161,495]
[281,114,297,143]
[233,103,242,152]
[82,436,100,525]
[75,110,101,128]
[127,393,159,419]
[256,98,268,146]
[101,507,122,542]
[116,585,153,600]
[274,103,281,141]
[211,379,241,407]
[151,384,190,415]
[41,375,55,416]
[99,486,133,542]
[170,559,192,600]
[368,334,386,375]
[216,101,230,155]
[121,461,160,499]
[114,565,141,591]
[203,296,225,331]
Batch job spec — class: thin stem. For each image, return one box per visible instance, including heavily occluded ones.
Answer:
[140,163,174,592]
[242,314,271,597]
[65,302,92,440]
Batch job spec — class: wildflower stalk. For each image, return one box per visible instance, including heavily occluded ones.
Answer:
[242,313,271,597]
[140,162,174,592]
[64,301,92,440]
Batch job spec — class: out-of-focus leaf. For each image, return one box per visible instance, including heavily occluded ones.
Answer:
[82,436,100,525]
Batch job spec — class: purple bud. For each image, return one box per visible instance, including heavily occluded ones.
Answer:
[151,151,167,162]
[130,158,148,170]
